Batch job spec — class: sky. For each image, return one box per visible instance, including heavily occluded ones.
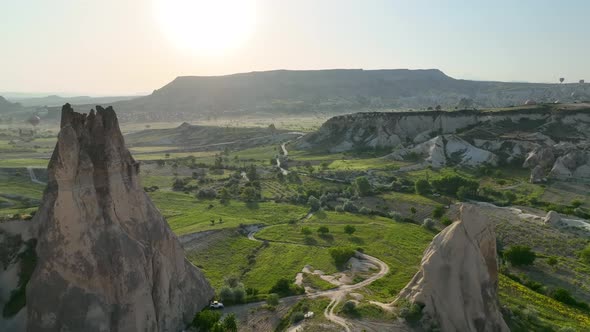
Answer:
[1,0,589,95]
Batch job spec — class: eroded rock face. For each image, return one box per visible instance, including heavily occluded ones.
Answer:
[26,104,213,332]
[396,204,509,332]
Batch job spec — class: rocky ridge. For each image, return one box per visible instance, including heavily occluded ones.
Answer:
[25,104,213,332]
[297,105,590,180]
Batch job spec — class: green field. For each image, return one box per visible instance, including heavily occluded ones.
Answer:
[151,191,309,235]
[256,212,433,301]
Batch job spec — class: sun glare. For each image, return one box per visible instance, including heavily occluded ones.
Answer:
[153,0,256,54]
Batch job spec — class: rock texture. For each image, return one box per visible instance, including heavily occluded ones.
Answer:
[544,211,562,225]
[389,135,498,168]
[26,104,213,332]
[396,204,509,332]
[298,106,590,181]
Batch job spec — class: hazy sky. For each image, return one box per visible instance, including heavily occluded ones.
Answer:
[1,0,589,95]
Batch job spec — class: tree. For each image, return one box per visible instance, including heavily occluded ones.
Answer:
[415,179,430,195]
[241,186,260,202]
[504,245,536,266]
[353,176,371,196]
[246,164,258,181]
[330,247,356,268]
[422,218,435,230]
[317,226,330,235]
[432,205,444,219]
[301,227,312,235]
[219,286,233,303]
[192,310,221,331]
[307,195,320,211]
[269,278,293,296]
[344,225,356,235]
[410,207,417,216]
[266,293,280,306]
[223,314,238,332]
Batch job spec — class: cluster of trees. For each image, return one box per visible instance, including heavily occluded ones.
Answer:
[415,174,479,200]
[269,278,304,297]
[218,276,246,305]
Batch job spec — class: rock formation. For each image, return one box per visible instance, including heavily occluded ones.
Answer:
[544,211,562,225]
[530,165,546,183]
[396,204,509,332]
[298,106,590,181]
[389,135,498,168]
[26,104,213,332]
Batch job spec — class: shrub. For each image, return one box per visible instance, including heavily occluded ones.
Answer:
[390,211,403,222]
[307,195,320,211]
[197,188,217,199]
[359,207,371,215]
[301,227,312,235]
[344,225,356,235]
[266,293,280,306]
[398,299,423,324]
[441,216,453,226]
[354,176,371,196]
[504,245,536,266]
[192,310,221,330]
[549,288,589,311]
[342,300,357,314]
[233,286,246,304]
[547,256,558,267]
[335,205,345,213]
[432,205,444,219]
[415,179,430,195]
[330,247,356,268]
[291,311,305,323]
[342,200,358,213]
[219,286,234,303]
[222,313,238,332]
[422,218,435,230]
[269,278,303,297]
[317,226,330,235]
[571,199,583,208]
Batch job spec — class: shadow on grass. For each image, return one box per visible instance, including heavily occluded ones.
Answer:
[246,201,260,209]
[348,236,364,244]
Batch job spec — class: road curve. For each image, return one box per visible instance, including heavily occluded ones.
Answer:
[247,228,390,331]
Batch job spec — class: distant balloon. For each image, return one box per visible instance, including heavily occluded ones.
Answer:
[525,99,537,105]
[559,77,565,84]
[580,79,585,84]
[28,115,41,127]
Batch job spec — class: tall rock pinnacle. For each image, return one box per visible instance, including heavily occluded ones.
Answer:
[26,104,213,332]
[396,204,509,332]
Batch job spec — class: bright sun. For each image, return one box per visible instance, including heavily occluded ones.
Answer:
[153,0,256,54]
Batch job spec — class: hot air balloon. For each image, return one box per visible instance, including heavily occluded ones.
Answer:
[27,115,41,127]
[580,79,585,84]
[559,78,565,84]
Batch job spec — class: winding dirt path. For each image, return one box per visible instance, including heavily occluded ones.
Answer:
[247,227,390,331]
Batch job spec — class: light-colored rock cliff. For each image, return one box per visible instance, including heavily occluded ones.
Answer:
[26,104,213,332]
[396,204,509,332]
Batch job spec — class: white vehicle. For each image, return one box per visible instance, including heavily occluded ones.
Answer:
[209,301,224,309]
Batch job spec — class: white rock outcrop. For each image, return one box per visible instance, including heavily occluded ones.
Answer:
[26,104,213,332]
[396,204,509,332]
[389,135,498,168]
